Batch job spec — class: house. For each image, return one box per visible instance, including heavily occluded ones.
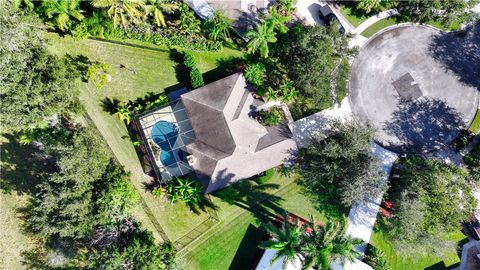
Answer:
[185,0,276,36]
[181,73,297,193]
[135,73,297,193]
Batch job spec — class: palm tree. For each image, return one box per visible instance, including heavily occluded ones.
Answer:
[145,0,178,28]
[92,0,146,29]
[204,10,233,41]
[177,3,201,34]
[40,0,84,32]
[245,21,277,58]
[116,103,132,124]
[259,212,302,268]
[300,219,363,270]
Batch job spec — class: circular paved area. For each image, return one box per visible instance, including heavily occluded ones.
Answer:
[350,24,479,153]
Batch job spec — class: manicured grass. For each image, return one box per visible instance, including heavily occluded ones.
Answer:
[44,32,244,243]
[468,110,480,134]
[183,173,336,270]
[370,228,466,270]
[0,134,48,269]
[360,16,401,38]
[339,4,370,27]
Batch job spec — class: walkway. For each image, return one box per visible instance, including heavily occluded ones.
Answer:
[352,9,399,34]
[292,97,352,148]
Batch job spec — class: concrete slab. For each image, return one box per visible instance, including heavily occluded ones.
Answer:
[349,24,479,154]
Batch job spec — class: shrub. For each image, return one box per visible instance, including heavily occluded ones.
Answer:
[87,62,114,89]
[259,107,285,126]
[183,52,204,89]
[244,62,266,88]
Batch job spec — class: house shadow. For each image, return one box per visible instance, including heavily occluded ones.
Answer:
[428,22,480,90]
[228,224,269,270]
[383,98,465,153]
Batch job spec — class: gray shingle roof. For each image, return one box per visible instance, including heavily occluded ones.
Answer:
[180,73,297,193]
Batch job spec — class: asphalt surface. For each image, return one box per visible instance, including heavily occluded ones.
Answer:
[349,24,479,153]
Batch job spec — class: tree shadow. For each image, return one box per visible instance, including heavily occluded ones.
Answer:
[64,54,92,82]
[228,224,268,270]
[383,98,465,153]
[213,178,285,223]
[0,133,54,195]
[100,97,121,115]
[429,22,480,90]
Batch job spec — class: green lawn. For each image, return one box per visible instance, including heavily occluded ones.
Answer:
[360,16,401,38]
[0,134,48,269]
[468,110,480,134]
[360,15,462,38]
[370,228,466,270]
[44,32,244,243]
[339,3,370,27]
[183,173,333,270]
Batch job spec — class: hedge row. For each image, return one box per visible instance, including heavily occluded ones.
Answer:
[108,27,223,52]
[183,52,204,89]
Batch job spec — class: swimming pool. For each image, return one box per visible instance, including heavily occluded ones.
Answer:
[151,121,179,166]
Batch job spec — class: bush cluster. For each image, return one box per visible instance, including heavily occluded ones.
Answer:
[108,27,223,52]
[183,52,204,89]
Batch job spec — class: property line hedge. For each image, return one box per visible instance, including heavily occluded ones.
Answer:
[183,52,204,89]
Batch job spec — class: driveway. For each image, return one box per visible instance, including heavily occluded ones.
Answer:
[295,0,353,32]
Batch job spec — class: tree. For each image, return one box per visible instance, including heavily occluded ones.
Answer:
[384,156,476,255]
[300,220,362,270]
[297,120,386,207]
[27,128,112,239]
[397,0,478,27]
[203,10,232,41]
[94,162,140,224]
[259,212,302,268]
[39,0,84,32]
[145,0,178,28]
[355,0,383,13]
[245,21,277,58]
[270,22,353,115]
[92,0,146,29]
[464,144,480,182]
[0,7,82,132]
[177,3,201,34]
[87,226,176,270]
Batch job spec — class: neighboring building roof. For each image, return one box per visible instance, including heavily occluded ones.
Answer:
[181,73,297,193]
[459,240,480,270]
[186,0,276,35]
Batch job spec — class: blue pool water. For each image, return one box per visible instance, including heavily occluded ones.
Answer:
[151,121,178,166]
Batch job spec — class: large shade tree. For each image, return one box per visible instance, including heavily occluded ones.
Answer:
[0,6,82,132]
[270,22,354,115]
[27,128,112,239]
[385,156,476,255]
[297,120,387,207]
[397,0,478,27]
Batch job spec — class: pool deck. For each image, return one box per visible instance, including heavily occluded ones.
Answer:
[136,101,196,181]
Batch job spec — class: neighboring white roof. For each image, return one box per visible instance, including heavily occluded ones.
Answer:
[255,250,303,270]
[185,0,215,19]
